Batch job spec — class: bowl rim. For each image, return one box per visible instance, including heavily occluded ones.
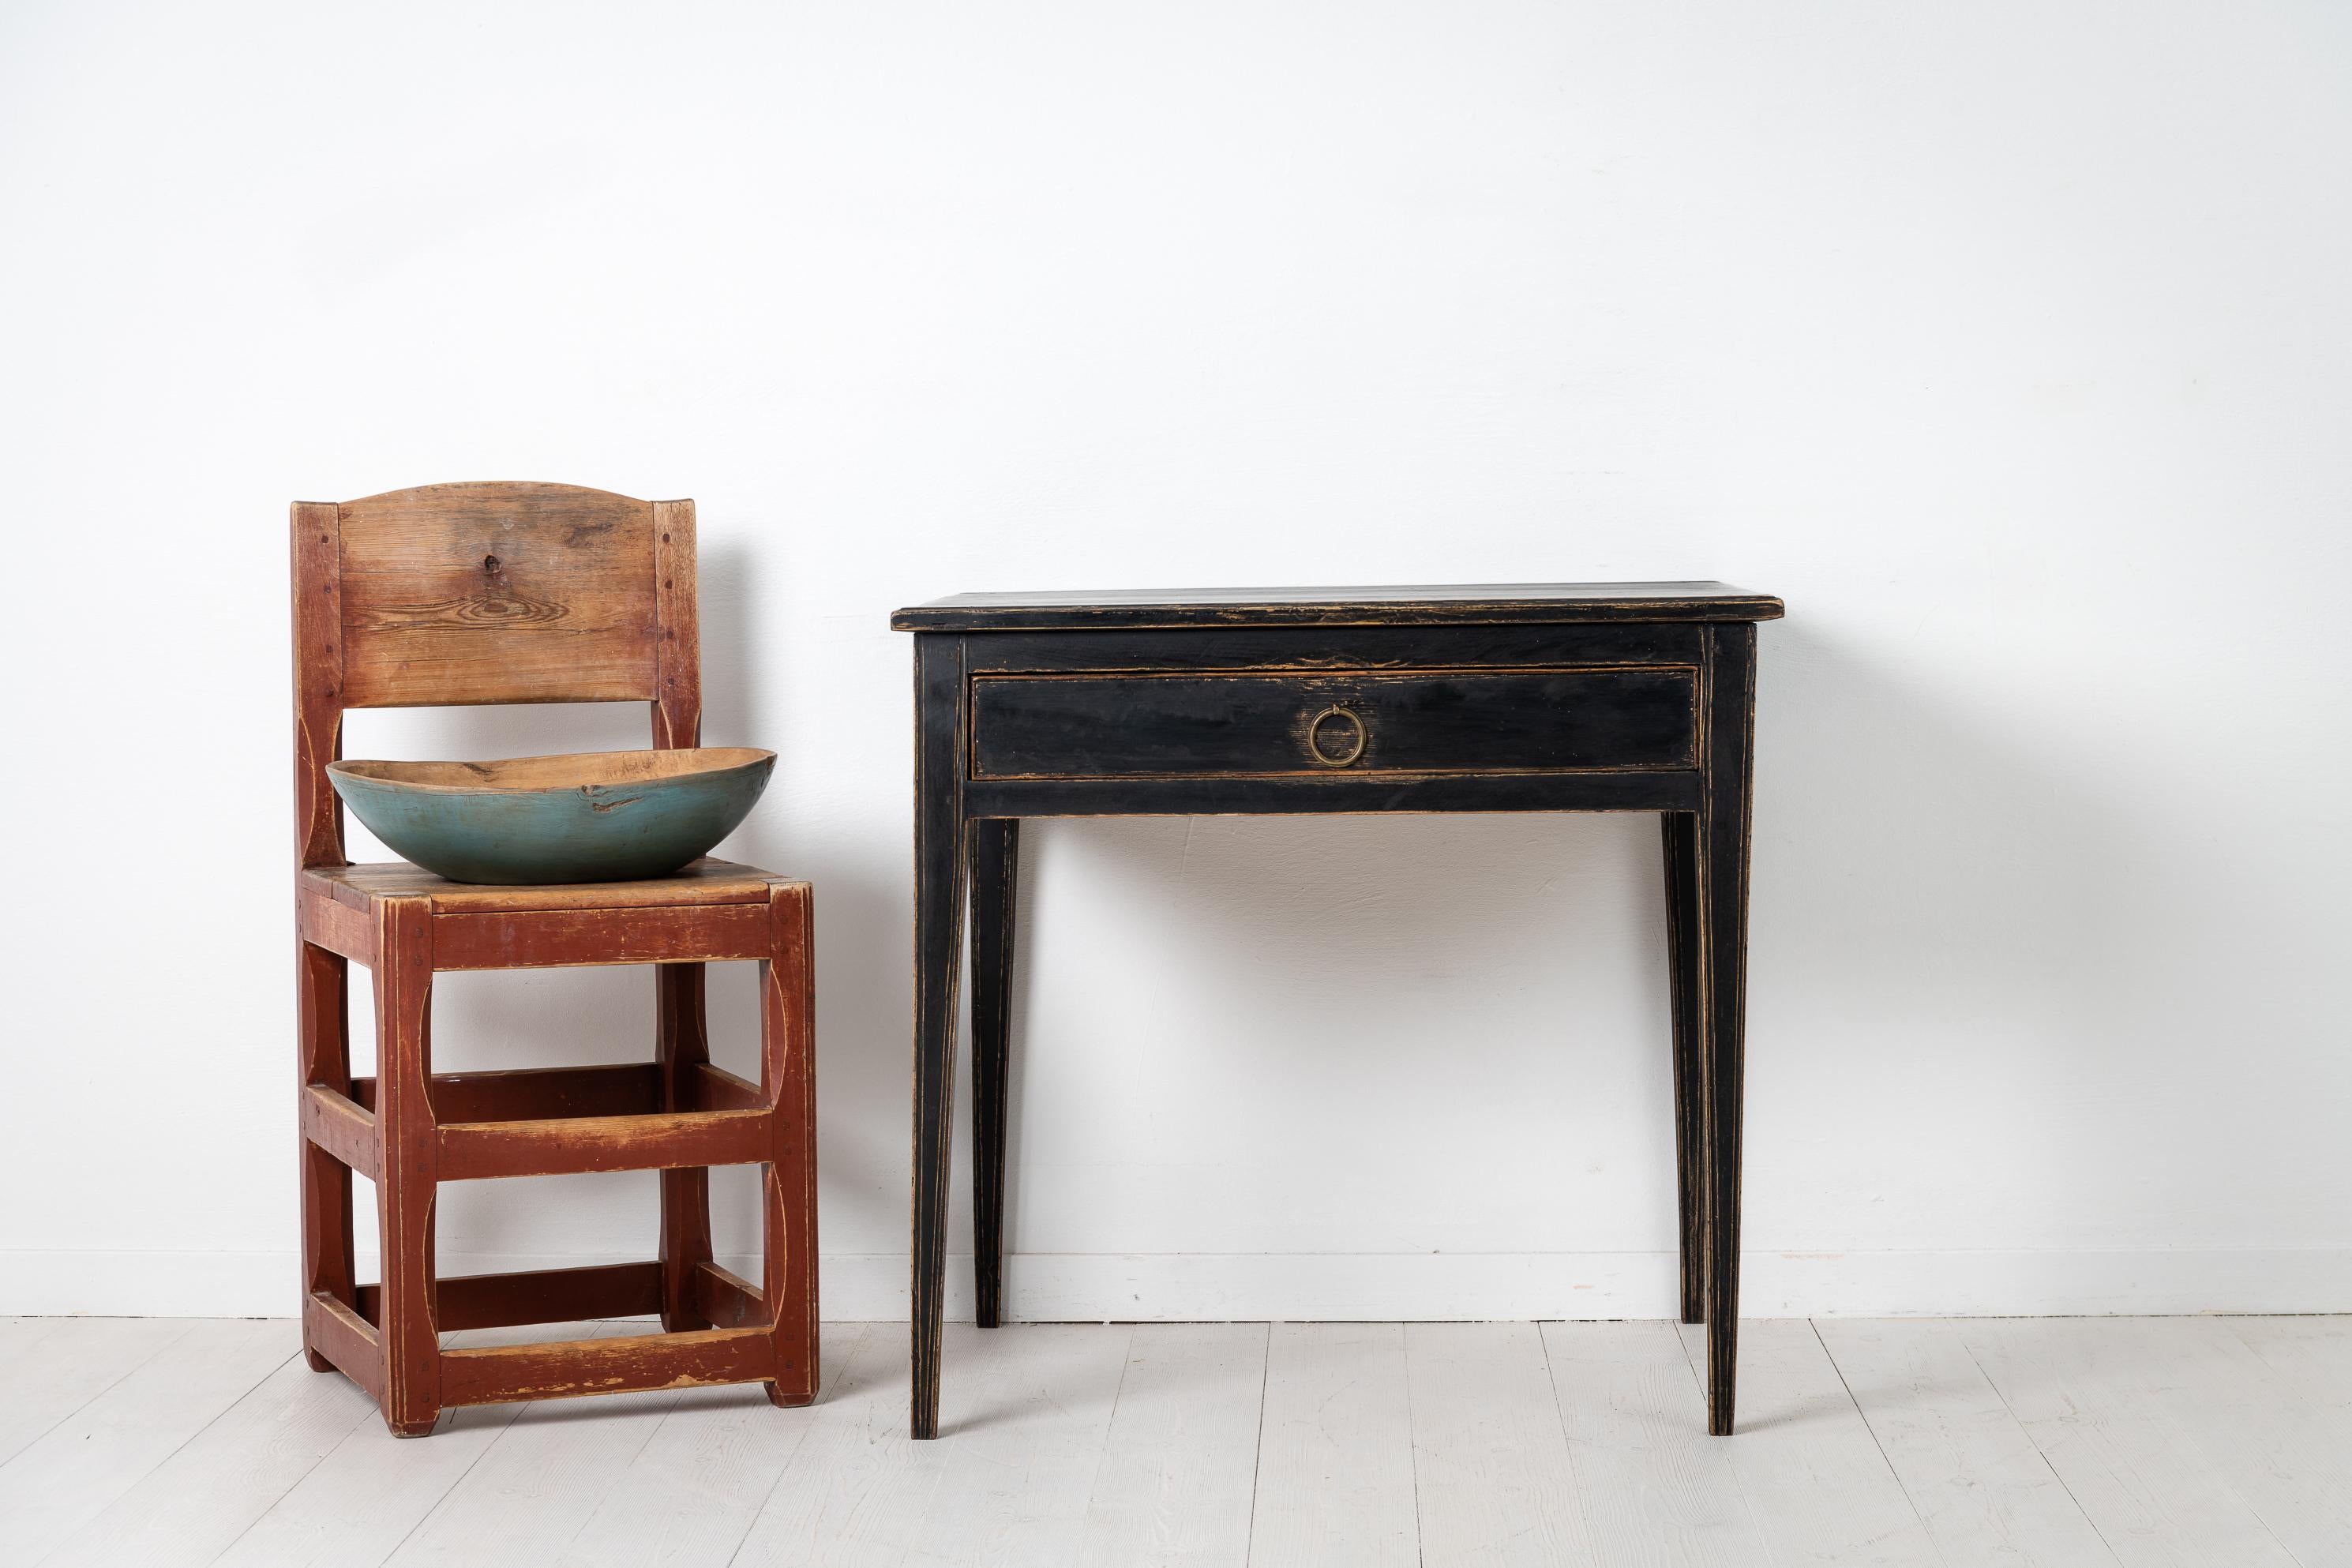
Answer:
[327,747,775,794]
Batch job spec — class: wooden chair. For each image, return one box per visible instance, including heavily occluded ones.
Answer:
[291,482,817,1436]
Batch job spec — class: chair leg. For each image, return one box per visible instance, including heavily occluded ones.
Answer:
[657,964,715,1334]
[297,940,356,1371]
[762,883,820,1407]
[373,897,441,1438]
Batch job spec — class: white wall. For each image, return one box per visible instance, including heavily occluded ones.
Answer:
[4,1,2349,1320]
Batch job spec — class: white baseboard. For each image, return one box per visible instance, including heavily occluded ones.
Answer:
[6,1247,2346,1319]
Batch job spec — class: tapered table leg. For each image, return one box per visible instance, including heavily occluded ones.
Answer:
[1660,811,1706,1326]
[911,634,968,1439]
[969,818,1019,1330]
[1697,623,1757,1436]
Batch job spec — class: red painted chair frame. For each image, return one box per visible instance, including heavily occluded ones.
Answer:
[291,482,818,1435]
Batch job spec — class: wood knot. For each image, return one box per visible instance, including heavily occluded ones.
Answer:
[482,554,502,573]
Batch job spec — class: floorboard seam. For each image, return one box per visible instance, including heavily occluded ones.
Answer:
[44,1338,302,1568]
[1400,1325,1427,1568]
[194,1377,381,1568]
[367,1320,606,1568]
[1240,1322,1273,1568]
[1532,1320,1601,1560]
[1956,1331,2126,1568]
[2158,1320,2327,1568]
[0,1319,204,1477]
[1809,1320,1959,1568]
[720,1322,865,1568]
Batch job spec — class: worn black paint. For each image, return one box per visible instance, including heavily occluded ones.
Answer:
[964,622,1705,673]
[1697,621,1758,1438]
[892,581,1783,631]
[908,634,966,1441]
[970,667,1697,778]
[1660,811,1705,1327]
[968,818,1018,1332]
[963,770,1704,820]
[900,584,1780,1442]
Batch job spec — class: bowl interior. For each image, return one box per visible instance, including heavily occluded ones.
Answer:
[330,747,772,792]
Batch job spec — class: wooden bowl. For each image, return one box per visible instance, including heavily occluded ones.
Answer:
[328,748,775,885]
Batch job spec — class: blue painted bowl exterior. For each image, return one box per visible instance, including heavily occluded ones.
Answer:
[328,750,775,884]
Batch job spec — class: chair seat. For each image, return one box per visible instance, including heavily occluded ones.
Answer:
[298,858,801,972]
[304,856,782,913]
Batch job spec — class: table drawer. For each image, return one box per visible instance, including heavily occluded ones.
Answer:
[969,666,1697,778]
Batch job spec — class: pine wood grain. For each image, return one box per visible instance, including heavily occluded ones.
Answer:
[436,1107,773,1182]
[439,1326,774,1406]
[651,497,702,748]
[352,1262,664,1334]
[291,484,815,1433]
[760,880,822,1407]
[335,482,660,709]
[291,500,347,868]
[306,857,779,913]
[428,903,774,970]
[373,895,440,1437]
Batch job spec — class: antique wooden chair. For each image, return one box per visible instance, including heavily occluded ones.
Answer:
[291,482,817,1436]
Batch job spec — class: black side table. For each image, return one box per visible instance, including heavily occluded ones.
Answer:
[891,583,1782,1438]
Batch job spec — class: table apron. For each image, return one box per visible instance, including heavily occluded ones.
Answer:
[962,770,1701,817]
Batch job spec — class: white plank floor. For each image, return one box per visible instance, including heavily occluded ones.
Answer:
[2,1315,2346,1567]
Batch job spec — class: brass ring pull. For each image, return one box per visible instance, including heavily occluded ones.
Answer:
[1306,706,1367,767]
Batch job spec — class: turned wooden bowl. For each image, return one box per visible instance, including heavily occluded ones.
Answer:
[327,748,775,884]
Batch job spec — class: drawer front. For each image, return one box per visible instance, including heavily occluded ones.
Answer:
[969,667,1697,779]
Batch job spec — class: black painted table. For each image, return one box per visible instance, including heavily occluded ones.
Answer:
[891,583,1783,1438]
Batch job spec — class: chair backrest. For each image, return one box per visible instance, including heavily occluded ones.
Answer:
[292,482,700,868]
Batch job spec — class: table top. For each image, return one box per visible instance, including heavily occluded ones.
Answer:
[891,581,1784,632]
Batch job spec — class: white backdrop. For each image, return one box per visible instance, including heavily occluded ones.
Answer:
[3,2,2348,1319]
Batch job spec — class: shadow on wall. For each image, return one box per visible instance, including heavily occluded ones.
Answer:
[343,606,2309,1292]
[339,533,901,1273]
[962,614,2270,1280]
[1742,616,2274,1260]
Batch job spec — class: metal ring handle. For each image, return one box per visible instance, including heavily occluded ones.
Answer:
[1306,706,1367,767]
